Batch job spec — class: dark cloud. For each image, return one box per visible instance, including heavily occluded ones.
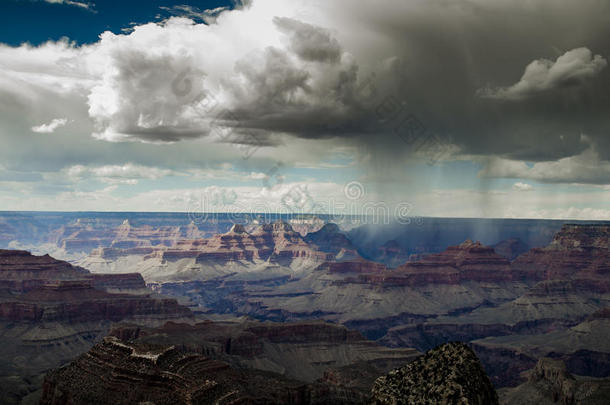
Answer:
[344,0,610,163]
[2,0,610,185]
[273,17,342,63]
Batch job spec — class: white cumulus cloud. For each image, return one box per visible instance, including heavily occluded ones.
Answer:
[478,47,607,100]
[66,163,179,184]
[31,118,69,133]
[512,182,533,191]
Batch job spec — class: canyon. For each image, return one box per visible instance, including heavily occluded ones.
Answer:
[0,249,192,404]
[0,213,608,403]
[41,335,496,405]
[72,220,610,389]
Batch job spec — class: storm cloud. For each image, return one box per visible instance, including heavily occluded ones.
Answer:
[1,0,610,185]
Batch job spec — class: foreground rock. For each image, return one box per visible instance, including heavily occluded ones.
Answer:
[371,342,498,405]
[41,336,317,405]
[41,335,503,405]
[41,320,421,405]
[108,320,420,384]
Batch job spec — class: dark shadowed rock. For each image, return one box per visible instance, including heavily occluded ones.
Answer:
[499,357,610,405]
[492,238,529,261]
[40,336,314,405]
[370,342,498,405]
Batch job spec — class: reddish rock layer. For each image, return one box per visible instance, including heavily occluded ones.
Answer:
[0,249,191,323]
[512,224,610,281]
[53,219,204,253]
[320,240,515,287]
[111,221,333,265]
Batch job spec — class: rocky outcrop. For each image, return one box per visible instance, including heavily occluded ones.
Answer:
[0,249,146,294]
[371,239,412,268]
[40,336,312,405]
[529,358,577,403]
[0,249,193,404]
[0,283,190,323]
[492,238,529,260]
[82,221,341,283]
[371,342,498,405]
[338,240,514,287]
[41,320,421,405]
[0,249,88,281]
[0,250,191,323]
[304,223,361,261]
[107,320,420,383]
[55,219,205,254]
[512,224,610,281]
[308,240,513,287]
[470,307,610,387]
[152,221,331,265]
[499,358,610,405]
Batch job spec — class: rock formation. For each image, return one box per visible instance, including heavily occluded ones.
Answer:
[80,221,353,283]
[237,240,528,339]
[512,224,610,281]
[371,342,498,405]
[41,336,313,405]
[365,240,514,286]
[492,238,530,260]
[41,320,421,405]
[0,249,192,404]
[50,219,205,254]
[106,320,420,384]
[304,223,361,261]
[469,307,610,387]
[6,218,608,397]
[499,358,610,405]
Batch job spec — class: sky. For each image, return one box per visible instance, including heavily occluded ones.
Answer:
[0,0,609,219]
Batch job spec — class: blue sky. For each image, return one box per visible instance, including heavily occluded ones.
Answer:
[0,0,609,219]
[0,0,233,45]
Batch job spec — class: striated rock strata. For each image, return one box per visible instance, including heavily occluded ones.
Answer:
[80,221,357,283]
[41,320,421,405]
[41,336,314,405]
[0,249,192,404]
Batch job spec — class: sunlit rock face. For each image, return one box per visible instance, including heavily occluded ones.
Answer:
[80,221,356,283]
